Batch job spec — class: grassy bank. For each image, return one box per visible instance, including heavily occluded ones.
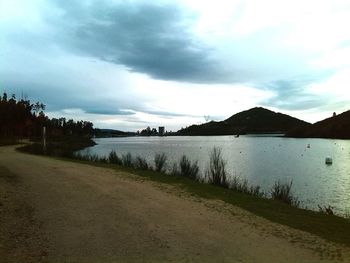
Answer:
[127,167,350,245]
[65,149,350,246]
[18,144,350,245]
[17,136,95,157]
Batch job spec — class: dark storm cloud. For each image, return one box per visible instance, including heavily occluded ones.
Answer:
[49,0,223,83]
[4,80,136,116]
[5,77,192,118]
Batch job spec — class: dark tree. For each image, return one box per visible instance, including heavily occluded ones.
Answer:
[0,93,94,139]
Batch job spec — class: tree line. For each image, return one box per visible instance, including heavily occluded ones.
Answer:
[138,126,159,136]
[0,93,94,138]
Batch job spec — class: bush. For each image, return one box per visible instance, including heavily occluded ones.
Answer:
[122,153,133,167]
[169,162,179,176]
[230,176,248,192]
[18,137,96,157]
[72,152,86,161]
[318,205,334,215]
[345,209,350,219]
[99,156,108,163]
[271,181,299,207]
[206,147,229,188]
[229,176,264,197]
[17,143,44,155]
[179,155,199,179]
[108,150,122,165]
[89,154,102,162]
[154,153,167,172]
[135,156,149,170]
[249,185,264,197]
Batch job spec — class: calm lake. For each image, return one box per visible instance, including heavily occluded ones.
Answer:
[78,136,350,215]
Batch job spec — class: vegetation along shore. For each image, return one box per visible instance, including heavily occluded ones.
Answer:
[3,145,349,262]
[18,141,350,246]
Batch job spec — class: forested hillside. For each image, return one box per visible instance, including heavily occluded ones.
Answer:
[177,107,310,136]
[0,93,94,139]
[287,110,350,139]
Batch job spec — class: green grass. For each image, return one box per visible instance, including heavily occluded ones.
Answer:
[17,136,95,157]
[59,157,350,246]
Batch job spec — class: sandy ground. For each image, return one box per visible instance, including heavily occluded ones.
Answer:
[0,145,349,263]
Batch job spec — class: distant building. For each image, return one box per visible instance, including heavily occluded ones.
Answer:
[158,126,165,136]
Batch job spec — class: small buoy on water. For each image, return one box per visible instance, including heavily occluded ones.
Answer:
[325,157,333,165]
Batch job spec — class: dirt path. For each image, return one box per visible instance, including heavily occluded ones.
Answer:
[0,146,349,262]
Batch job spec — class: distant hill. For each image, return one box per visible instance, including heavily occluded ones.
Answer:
[94,128,136,137]
[287,110,350,139]
[177,107,310,136]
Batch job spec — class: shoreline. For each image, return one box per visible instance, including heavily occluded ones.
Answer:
[1,145,349,262]
[15,142,350,245]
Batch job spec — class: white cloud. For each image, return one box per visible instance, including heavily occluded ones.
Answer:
[131,76,274,118]
[311,46,350,69]
[307,68,350,101]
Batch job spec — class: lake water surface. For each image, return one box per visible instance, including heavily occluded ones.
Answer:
[78,136,350,215]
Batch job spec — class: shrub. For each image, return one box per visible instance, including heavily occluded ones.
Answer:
[249,185,264,197]
[89,154,101,162]
[206,147,229,188]
[230,176,247,192]
[318,205,334,215]
[228,175,264,197]
[179,155,199,179]
[108,150,122,165]
[135,156,149,170]
[122,153,133,167]
[18,143,45,155]
[99,156,108,163]
[270,180,299,207]
[345,209,350,220]
[154,153,167,172]
[73,152,88,161]
[169,162,180,176]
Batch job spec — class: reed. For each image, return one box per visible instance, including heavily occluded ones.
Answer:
[179,155,199,180]
[108,150,122,165]
[206,147,229,188]
[135,156,150,170]
[270,181,299,207]
[154,153,167,172]
[122,153,133,167]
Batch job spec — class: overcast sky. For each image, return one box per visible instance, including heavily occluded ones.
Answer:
[1,0,350,131]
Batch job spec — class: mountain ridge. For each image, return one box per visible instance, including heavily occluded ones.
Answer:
[286,109,350,139]
[176,107,310,136]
